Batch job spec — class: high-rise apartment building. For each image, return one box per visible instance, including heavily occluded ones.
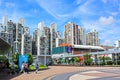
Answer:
[115,40,120,48]
[0,16,10,44]
[32,30,37,55]
[56,31,64,47]
[0,30,9,43]
[24,27,32,54]
[86,29,99,46]
[19,18,25,26]
[34,22,51,55]
[44,27,51,55]
[33,22,61,55]
[50,23,57,48]
[78,27,86,45]
[64,22,85,45]
[1,17,32,54]
[2,16,8,30]
[34,22,52,64]
[0,24,4,32]
[13,23,23,53]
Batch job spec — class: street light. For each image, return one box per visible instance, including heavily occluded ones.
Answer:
[114,44,118,65]
[37,29,47,66]
[43,32,47,66]
[114,53,118,65]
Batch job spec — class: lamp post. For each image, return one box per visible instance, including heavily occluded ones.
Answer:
[37,28,41,63]
[115,53,118,65]
[114,44,118,65]
[43,33,47,66]
[15,23,18,54]
[37,22,44,63]
[21,33,25,55]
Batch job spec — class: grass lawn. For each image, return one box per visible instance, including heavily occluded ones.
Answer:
[29,64,48,71]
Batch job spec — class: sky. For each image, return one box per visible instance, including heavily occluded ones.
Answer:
[0,0,120,46]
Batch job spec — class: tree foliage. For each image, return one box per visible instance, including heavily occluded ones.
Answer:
[11,53,33,66]
[11,53,20,65]
[28,53,33,66]
[84,53,93,65]
[74,57,80,63]
[0,55,7,62]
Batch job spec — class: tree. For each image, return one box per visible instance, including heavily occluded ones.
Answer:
[84,54,93,65]
[74,57,80,63]
[11,53,33,66]
[28,53,33,66]
[11,53,20,65]
[0,55,7,62]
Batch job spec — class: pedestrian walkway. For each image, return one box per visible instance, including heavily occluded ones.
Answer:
[69,69,120,80]
[0,66,119,80]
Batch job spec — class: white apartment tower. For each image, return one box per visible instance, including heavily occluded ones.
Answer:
[64,22,86,45]
[36,22,51,65]
[2,16,8,30]
[19,18,24,26]
[50,23,57,49]
[32,29,38,55]
[24,27,32,54]
[86,29,99,46]
[37,22,44,56]
[78,27,86,45]
[6,19,32,54]
[115,40,120,48]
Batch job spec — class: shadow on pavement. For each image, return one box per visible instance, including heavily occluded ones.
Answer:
[0,69,22,80]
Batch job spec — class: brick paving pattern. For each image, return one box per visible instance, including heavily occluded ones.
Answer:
[0,66,119,80]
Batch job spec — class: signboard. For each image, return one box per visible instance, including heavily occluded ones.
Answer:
[19,54,28,69]
[66,46,72,53]
[114,53,118,59]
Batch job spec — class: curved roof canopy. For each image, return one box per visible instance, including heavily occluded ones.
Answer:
[0,38,11,55]
[73,45,104,50]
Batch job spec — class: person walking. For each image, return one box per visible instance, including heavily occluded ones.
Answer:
[19,61,25,73]
[25,62,29,74]
[35,63,39,74]
[10,62,16,75]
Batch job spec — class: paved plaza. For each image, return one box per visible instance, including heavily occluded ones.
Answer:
[0,66,120,80]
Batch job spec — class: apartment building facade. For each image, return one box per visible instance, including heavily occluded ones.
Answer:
[64,22,86,45]
[115,40,120,48]
[86,29,99,46]
[0,17,32,55]
[50,23,57,48]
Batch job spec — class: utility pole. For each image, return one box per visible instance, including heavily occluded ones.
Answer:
[43,31,47,66]
[21,33,24,55]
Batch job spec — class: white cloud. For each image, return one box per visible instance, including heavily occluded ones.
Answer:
[102,0,107,3]
[102,0,120,6]
[35,0,94,20]
[103,40,113,45]
[106,11,119,16]
[75,0,83,5]
[73,0,94,16]
[5,2,15,8]
[99,16,114,25]
[35,0,73,20]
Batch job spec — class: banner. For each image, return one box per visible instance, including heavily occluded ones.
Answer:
[19,54,28,69]
[66,46,72,53]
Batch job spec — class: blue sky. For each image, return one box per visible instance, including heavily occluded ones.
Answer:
[0,0,120,46]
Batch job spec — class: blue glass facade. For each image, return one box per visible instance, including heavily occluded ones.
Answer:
[52,46,72,54]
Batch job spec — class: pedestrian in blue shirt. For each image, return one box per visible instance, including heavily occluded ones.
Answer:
[35,63,39,74]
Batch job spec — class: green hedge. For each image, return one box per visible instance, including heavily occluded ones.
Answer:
[0,55,7,62]
[106,61,113,65]
[29,64,48,70]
